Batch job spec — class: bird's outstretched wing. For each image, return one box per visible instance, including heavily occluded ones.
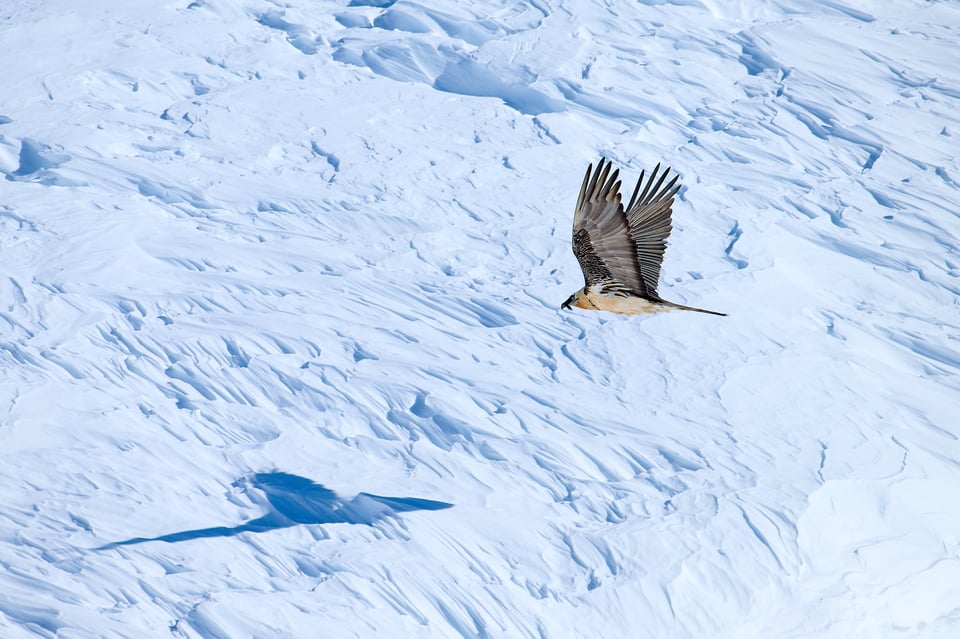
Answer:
[572,159,647,296]
[624,163,679,298]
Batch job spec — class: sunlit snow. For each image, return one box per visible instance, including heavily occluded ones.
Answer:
[2,0,960,637]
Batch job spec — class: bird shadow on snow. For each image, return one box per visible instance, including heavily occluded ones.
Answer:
[96,472,452,549]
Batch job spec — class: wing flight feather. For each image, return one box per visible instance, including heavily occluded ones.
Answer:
[572,159,647,296]
[624,163,679,297]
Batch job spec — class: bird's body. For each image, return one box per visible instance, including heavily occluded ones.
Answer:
[568,285,710,315]
[562,158,725,317]
[568,285,663,314]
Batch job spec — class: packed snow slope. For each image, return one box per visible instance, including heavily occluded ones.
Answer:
[2,0,960,637]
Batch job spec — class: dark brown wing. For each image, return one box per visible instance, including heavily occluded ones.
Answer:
[572,159,648,296]
[624,163,679,298]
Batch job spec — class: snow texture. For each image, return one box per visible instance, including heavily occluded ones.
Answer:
[2,0,960,637]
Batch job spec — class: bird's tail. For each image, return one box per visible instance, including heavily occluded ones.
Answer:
[662,300,727,316]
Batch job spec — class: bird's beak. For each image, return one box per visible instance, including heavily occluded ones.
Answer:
[561,296,573,310]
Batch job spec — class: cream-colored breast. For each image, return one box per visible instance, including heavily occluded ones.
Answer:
[576,290,672,316]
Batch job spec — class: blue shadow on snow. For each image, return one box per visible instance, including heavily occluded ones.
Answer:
[98,472,452,549]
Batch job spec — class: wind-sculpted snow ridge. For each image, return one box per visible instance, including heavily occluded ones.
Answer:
[2,0,960,637]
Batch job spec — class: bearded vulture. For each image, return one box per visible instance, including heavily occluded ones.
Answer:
[562,158,725,316]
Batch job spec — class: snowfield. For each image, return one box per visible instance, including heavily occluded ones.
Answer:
[2,0,960,637]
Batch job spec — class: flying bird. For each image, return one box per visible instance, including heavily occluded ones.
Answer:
[561,158,726,316]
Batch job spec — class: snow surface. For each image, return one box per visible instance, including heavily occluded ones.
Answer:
[2,0,960,637]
